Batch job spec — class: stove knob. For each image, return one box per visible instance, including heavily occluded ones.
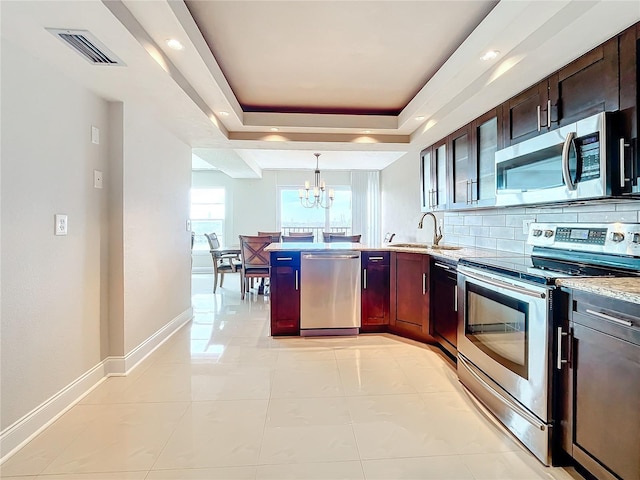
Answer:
[544,230,554,238]
[611,232,625,243]
[532,229,543,237]
[633,233,640,244]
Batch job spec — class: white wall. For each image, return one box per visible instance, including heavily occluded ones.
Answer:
[0,38,193,446]
[1,39,108,430]
[120,104,192,353]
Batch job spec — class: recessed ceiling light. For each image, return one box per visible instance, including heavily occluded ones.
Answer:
[270,127,279,132]
[166,39,184,50]
[363,130,372,134]
[415,116,425,121]
[218,111,229,117]
[481,50,500,61]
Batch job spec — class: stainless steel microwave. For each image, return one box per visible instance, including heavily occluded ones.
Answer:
[495,112,627,206]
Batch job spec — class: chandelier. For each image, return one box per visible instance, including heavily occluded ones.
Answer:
[299,153,334,209]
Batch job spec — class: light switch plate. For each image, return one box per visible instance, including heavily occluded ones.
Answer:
[94,170,103,188]
[55,214,68,236]
[522,218,535,234]
[91,126,100,145]
[186,219,191,231]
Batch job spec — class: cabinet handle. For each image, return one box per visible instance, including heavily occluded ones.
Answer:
[277,257,293,261]
[547,99,551,128]
[620,138,630,188]
[556,326,568,370]
[466,180,471,205]
[422,273,427,295]
[369,256,384,260]
[434,262,451,270]
[537,105,541,132]
[585,309,633,327]
[454,287,458,312]
[363,268,367,290]
[295,270,299,291]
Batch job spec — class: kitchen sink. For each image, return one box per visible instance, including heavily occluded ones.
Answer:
[429,245,463,250]
[389,243,462,251]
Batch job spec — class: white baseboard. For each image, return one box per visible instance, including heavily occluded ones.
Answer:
[0,307,193,463]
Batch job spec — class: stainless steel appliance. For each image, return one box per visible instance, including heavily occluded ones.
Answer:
[457,222,640,465]
[300,251,361,336]
[495,112,630,206]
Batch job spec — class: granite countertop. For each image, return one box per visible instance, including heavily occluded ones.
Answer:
[556,277,640,304]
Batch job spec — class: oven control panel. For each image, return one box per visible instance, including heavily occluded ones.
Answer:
[528,222,640,256]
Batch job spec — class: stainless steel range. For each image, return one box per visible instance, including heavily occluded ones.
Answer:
[456,222,640,466]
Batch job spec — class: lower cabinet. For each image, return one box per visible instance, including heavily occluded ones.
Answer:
[559,290,640,480]
[430,258,458,359]
[361,251,390,332]
[269,251,300,336]
[389,252,431,340]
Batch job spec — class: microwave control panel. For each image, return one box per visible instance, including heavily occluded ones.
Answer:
[575,133,601,181]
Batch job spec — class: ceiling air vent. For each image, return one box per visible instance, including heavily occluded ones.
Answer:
[46,28,125,66]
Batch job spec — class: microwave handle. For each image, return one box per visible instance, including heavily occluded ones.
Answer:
[620,138,630,188]
[561,131,577,191]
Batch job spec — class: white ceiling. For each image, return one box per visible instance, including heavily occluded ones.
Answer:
[2,1,638,178]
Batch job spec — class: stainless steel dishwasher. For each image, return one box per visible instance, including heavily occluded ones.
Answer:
[300,251,361,336]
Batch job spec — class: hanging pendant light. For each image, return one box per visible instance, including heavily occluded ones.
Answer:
[299,153,334,209]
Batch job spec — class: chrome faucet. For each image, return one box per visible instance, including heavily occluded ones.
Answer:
[418,212,443,246]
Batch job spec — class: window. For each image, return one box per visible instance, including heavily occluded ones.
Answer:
[190,188,225,250]
[278,187,352,239]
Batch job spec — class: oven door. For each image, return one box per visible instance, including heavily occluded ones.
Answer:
[457,265,553,423]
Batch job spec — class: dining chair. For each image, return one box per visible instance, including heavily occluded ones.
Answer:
[239,235,272,299]
[322,231,346,242]
[282,234,314,242]
[204,233,241,293]
[257,231,282,243]
[287,231,313,237]
[325,234,362,243]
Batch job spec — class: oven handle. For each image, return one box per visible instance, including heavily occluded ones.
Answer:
[458,266,546,299]
[458,355,546,431]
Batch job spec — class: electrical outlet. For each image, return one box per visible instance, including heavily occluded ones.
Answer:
[94,170,103,188]
[523,219,535,235]
[55,214,68,236]
[91,126,100,144]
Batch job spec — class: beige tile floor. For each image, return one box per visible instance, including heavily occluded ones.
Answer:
[1,274,579,480]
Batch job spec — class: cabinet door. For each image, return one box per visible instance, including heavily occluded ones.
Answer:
[270,253,300,336]
[550,37,619,128]
[471,108,501,207]
[390,252,430,337]
[430,261,458,358]
[361,252,390,330]
[432,140,448,210]
[448,125,472,209]
[502,80,550,146]
[618,23,639,194]
[420,146,433,211]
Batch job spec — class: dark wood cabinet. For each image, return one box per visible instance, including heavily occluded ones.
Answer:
[551,37,619,128]
[389,252,431,341]
[361,251,390,332]
[503,38,619,147]
[470,108,502,207]
[559,290,640,480]
[619,22,640,194]
[430,258,458,359]
[269,251,300,336]
[420,139,448,211]
[502,79,551,146]
[419,146,432,212]
[448,124,473,209]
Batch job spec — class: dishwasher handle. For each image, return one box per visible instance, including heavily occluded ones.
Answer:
[302,254,360,260]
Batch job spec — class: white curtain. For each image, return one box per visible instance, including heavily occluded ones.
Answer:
[351,171,381,245]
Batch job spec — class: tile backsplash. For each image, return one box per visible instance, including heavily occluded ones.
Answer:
[443,200,640,254]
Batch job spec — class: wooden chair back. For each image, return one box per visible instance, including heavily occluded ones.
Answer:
[257,231,282,242]
[287,231,313,237]
[282,235,314,242]
[239,235,272,269]
[325,234,361,243]
[322,231,346,242]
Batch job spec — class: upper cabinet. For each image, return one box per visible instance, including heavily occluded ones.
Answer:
[502,37,619,147]
[420,22,639,211]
